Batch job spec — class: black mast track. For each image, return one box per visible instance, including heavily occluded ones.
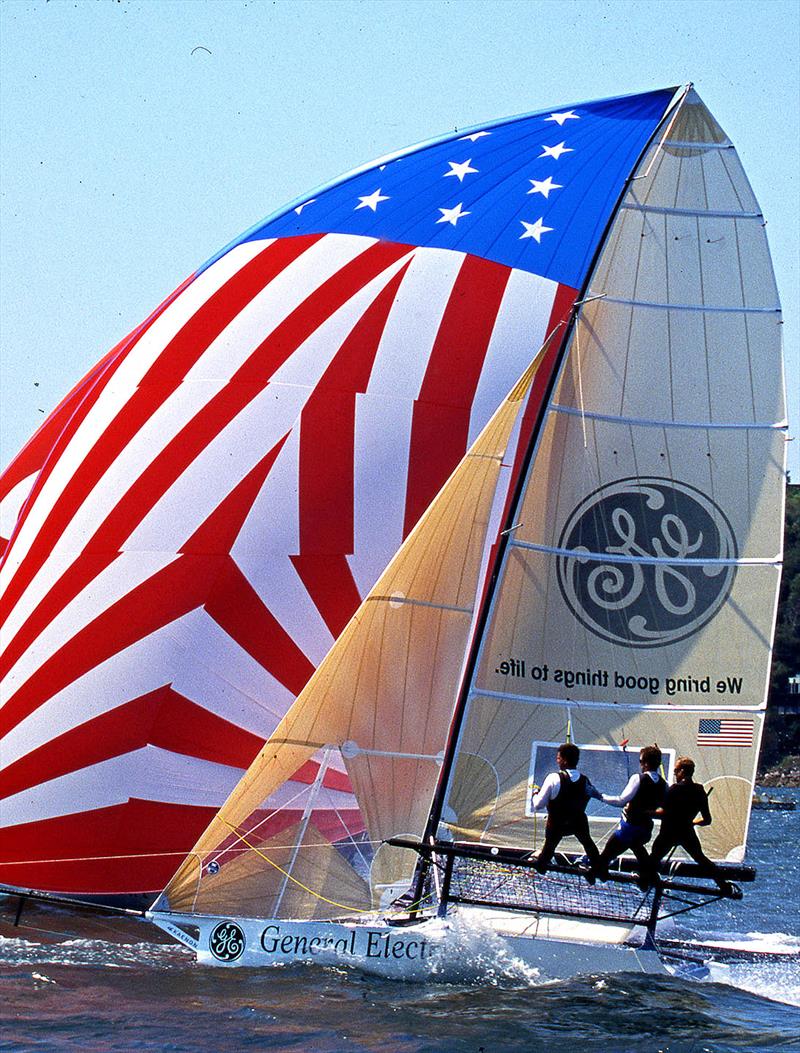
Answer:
[415,86,687,883]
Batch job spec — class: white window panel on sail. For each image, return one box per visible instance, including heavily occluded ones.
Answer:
[363,247,465,399]
[467,268,558,445]
[1,747,246,827]
[181,234,381,384]
[349,390,414,598]
[245,774,357,816]
[121,381,309,555]
[0,470,38,542]
[163,608,296,730]
[453,694,761,861]
[1,550,183,696]
[0,242,269,596]
[266,244,413,391]
[1,614,286,771]
[227,553,336,670]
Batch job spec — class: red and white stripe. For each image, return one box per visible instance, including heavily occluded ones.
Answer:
[0,232,573,895]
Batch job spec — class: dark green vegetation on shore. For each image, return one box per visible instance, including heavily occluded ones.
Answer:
[760,482,800,783]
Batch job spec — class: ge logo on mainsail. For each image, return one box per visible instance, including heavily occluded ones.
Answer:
[556,478,738,648]
[209,921,246,962]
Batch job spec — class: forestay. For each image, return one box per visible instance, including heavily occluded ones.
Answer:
[441,90,786,864]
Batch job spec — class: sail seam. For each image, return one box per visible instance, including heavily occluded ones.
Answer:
[508,539,781,567]
[550,404,788,431]
[594,295,780,314]
[473,689,767,713]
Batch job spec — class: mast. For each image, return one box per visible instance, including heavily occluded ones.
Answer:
[420,86,688,851]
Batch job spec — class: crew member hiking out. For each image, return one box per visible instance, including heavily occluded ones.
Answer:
[596,744,667,885]
[646,756,738,896]
[529,742,602,883]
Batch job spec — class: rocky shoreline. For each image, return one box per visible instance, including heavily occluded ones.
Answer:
[757,755,800,787]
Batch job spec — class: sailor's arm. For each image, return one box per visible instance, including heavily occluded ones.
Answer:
[601,773,640,808]
[693,787,713,826]
[531,772,560,811]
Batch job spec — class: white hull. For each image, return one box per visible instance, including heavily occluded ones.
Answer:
[148,905,670,982]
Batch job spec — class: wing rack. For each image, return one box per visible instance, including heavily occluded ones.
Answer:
[387,838,754,933]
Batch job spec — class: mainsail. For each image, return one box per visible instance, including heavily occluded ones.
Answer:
[0,90,675,896]
[441,90,786,865]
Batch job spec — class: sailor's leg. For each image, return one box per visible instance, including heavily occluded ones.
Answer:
[596,832,625,879]
[531,823,561,872]
[573,815,601,882]
[645,830,674,884]
[630,841,653,890]
[680,829,726,887]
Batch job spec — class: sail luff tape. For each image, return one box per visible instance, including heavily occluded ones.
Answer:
[574,323,588,449]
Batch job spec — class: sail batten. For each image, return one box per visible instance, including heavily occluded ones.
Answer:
[621,204,762,219]
[551,405,786,431]
[596,297,780,314]
[508,541,780,567]
[472,690,767,714]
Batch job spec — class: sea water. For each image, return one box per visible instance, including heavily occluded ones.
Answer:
[2,790,798,1053]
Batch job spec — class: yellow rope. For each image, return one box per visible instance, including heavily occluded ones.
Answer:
[218,818,368,913]
[216,819,431,918]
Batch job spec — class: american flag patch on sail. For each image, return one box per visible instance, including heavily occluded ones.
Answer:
[697,718,754,747]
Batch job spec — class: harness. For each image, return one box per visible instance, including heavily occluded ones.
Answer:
[547,771,589,829]
[623,772,666,827]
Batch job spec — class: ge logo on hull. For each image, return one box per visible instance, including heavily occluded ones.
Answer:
[556,478,737,648]
[209,921,246,962]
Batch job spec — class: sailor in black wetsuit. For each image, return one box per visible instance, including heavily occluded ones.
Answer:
[647,755,731,891]
[529,742,602,882]
[596,744,666,883]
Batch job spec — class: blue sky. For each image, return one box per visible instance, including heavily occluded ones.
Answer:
[1,0,797,477]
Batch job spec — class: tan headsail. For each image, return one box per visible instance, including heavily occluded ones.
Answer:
[160,340,555,917]
[443,90,786,864]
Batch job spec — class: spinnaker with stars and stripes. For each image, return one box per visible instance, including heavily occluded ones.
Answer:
[0,89,677,897]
